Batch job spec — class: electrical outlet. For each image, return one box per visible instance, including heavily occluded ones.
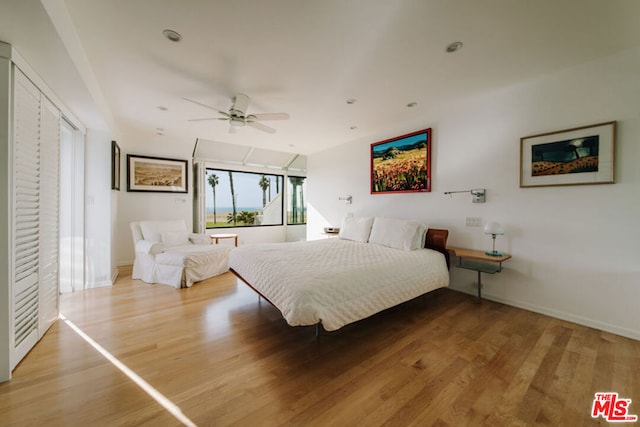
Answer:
[465,217,481,227]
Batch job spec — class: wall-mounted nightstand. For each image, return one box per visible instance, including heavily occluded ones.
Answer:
[321,231,339,238]
[447,247,511,302]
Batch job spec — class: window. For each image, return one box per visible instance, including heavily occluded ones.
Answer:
[205,168,284,228]
[288,176,306,225]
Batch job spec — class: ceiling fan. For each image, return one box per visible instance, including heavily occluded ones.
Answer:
[184,93,289,134]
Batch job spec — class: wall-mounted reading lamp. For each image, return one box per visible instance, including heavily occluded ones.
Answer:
[338,195,352,204]
[444,188,486,203]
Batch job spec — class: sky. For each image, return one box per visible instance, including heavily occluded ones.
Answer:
[372,132,428,153]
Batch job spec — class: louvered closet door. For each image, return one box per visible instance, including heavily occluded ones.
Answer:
[11,69,41,369]
[38,97,59,336]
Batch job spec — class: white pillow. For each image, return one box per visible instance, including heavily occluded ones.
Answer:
[338,216,374,243]
[189,234,212,245]
[161,230,190,246]
[134,240,165,255]
[139,220,186,242]
[368,217,428,250]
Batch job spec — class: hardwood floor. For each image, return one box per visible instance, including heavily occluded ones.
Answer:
[1,267,638,426]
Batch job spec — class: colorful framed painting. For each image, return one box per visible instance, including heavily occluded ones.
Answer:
[520,121,616,188]
[111,140,120,191]
[127,154,188,193]
[371,128,431,194]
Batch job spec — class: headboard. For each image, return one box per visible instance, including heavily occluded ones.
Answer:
[425,228,450,269]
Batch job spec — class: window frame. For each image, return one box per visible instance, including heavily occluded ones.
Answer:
[204,167,285,229]
[287,175,307,226]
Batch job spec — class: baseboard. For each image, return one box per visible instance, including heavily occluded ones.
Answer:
[111,268,119,284]
[86,280,112,289]
[450,287,640,342]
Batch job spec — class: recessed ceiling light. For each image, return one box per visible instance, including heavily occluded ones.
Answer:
[162,29,182,42]
[346,99,357,104]
[446,41,463,53]
[407,102,418,108]
[157,106,168,111]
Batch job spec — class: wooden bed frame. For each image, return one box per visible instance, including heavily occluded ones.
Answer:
[230,228,450,337]
[425,228,449,269]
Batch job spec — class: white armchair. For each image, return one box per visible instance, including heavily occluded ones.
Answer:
[130,220,232,288]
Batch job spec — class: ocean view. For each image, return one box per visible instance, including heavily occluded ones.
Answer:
[206,207,261,214]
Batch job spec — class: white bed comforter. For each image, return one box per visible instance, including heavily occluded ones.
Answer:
[228,238,449,331]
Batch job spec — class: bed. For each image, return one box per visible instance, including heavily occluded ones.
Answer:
[228,217,450,332]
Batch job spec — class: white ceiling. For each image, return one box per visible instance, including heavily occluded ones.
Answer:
[194,138,306,171]
[2,0,640,155]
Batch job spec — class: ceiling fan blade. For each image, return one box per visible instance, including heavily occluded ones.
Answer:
[248,113,289,121]
[188,117,219,122]
[182,98,229,116]
[246,121,277,134]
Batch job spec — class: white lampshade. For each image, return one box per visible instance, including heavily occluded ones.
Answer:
[484,221,504,235]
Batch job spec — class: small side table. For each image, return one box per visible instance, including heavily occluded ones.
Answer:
[210,233,238,247]
[447,247,511,302]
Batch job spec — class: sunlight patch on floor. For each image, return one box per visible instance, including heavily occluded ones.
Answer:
[59,313,196,427]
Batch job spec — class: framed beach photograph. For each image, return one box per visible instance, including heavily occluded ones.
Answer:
[371,128,431,194]
[520,121,616,188]
[111,140,120,191]
[127,154,188,193]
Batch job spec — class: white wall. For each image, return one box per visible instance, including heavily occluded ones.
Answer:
[110,188,118,282]
[307,47,640,340]
[84,129,114,288]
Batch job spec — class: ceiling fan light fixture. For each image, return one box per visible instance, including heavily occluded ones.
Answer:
[162,29,182,42]
[230,117,245,127]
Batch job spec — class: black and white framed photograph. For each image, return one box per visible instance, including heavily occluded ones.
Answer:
[126,154,188,193]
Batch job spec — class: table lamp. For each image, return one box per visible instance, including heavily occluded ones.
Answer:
[484,221,504,256]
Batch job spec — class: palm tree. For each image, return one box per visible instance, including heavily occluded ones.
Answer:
[566,144,580,160]
[229,211,256,225]
[583,139,596,157]
[228,171,237,226]
[207,173,219,224]
[237,211,257,225]
[258,175,270,207]
[289,177,305,224]
[299,180,305,223]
